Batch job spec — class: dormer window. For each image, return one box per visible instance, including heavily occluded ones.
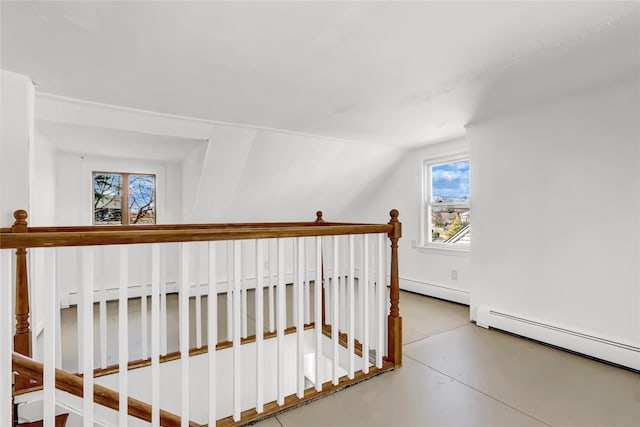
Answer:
[93,172,156,225]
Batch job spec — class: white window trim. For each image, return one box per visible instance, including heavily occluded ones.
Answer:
[419,152,470,251]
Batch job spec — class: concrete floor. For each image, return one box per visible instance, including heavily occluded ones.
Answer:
[58,289,640,426]
[253,291,640,427]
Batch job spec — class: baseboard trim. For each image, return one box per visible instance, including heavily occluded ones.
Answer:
[399,278,470,305]
[476,305,640,371]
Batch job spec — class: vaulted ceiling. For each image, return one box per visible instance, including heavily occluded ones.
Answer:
[2,1,638,147]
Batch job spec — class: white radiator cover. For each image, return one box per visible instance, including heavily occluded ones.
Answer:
[400,278,470,305]
[476,305,640,371]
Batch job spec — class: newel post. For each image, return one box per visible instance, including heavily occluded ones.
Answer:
[387,209,402,367]
[12,209,32,390]
[314,211,326,326]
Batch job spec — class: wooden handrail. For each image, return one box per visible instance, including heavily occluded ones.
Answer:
[0,224,393,250]
[12,352,202,427]
[7,221,368,233]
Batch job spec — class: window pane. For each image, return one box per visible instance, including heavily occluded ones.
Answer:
[431,160,470,203]
[431,206,470,246]
[94,173,122,225]
[128,175,156,224]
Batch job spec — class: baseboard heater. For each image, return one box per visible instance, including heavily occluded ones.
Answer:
[476,305,640,371]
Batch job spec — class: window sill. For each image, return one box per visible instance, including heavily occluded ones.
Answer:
[414,243,470,256]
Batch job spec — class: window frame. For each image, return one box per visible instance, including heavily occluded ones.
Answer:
[420,153,470,251]
[92,171,157,226]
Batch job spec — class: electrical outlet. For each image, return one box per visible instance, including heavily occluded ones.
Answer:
[451,270,458,280]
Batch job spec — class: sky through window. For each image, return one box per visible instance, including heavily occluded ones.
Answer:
[431,160,470,202]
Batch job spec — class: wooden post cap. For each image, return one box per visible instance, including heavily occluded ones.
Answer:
[388,209,401,239]
[13,209,28,224]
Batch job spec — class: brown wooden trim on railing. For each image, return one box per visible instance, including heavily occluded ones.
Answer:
[12,210,33,391]
[18,413,69,427]
[387,209,402,367]
[12,352,202,427]
[321,324,363,357]
[1,224,393,249]
[20,221,375,234]
[89,324,316,379]
[215,362,395,427]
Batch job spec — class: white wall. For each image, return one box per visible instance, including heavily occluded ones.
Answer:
[30,130,57,226]
[0,70,34,226]
[53,151,183,300]
[33,96,405,303]
[342,138,472,305]
[53,152,178,225]
[189,125,405,223]
[469,77,639,365]
[35,94,406,225]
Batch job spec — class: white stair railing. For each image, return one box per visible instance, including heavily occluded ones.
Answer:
[2,210,402,426]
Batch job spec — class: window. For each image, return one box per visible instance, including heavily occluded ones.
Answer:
[93,172,156,225]
[423,157,470,248]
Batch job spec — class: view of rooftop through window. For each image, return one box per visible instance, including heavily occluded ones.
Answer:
[93,172,156,225]
[427,159,470,246]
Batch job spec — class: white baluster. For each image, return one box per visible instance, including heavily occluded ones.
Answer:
[233,241,241,421]
[226,241,233,342]
[141,278,148,361]
[0,251,12,427]
[296,237,305,398]
[255,240,264,413]
[355,237,362,343]
[293,238,298,327]
[348,235,355,379]
[241,241,248,339]
[55,249,62,370]
[314,236,322,392]
[180,243,190,427]
[98,248,107,370]
[160,246,168,356]
[363,235,370,374]
[76,251,83,373]
[44,248,56,427]
[340,238,347,332]
[303,239,310,325]
[267,239,275,333]
[277,238,286,405]
[195,243,202,349]
[208,241,218,425]
[151,244,161,426]
[332,236,339,385]
[324,237,331,324]
[118,246,128,426]
[80,247,94,426]
[377,234,384,368]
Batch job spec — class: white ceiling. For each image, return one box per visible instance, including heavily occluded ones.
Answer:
[2,1,638,147]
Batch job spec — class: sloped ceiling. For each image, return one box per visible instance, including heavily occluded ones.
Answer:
[2,1,638,147]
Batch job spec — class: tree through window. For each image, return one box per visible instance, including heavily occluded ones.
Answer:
[93,172,156,225]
